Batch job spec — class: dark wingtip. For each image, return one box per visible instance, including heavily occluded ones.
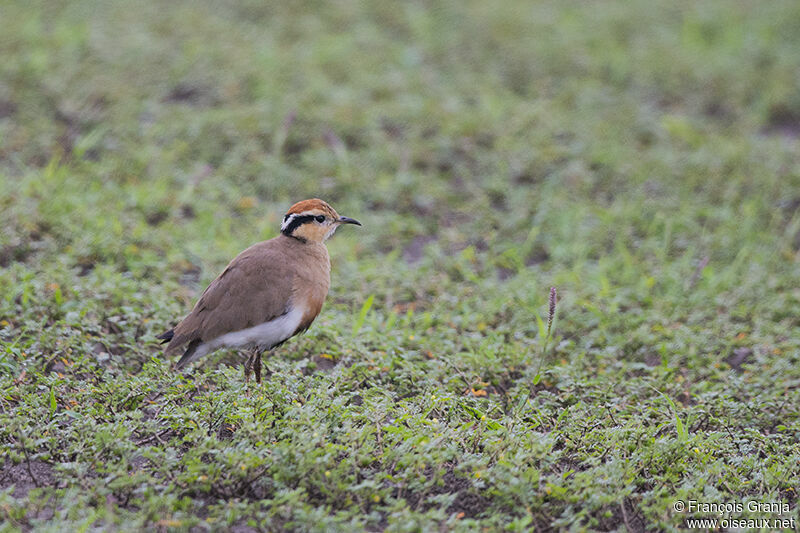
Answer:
[175,339,201,370]
[156,329,174,344]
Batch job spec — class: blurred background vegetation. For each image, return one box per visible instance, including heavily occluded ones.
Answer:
[1,1,799,531]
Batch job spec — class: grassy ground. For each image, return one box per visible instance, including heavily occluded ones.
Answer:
[1,0,800,531]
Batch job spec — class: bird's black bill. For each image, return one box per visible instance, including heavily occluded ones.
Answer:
[338,216,362,226]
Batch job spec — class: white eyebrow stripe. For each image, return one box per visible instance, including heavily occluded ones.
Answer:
[281,211,325,231]
[280,213,297,231]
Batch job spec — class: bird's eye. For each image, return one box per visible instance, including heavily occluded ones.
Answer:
[283,214,290,222]
[315,215,325,223]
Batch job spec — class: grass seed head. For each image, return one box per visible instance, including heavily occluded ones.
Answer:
[547,287,557,332]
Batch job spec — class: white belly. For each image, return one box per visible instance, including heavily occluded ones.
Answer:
[192,307,305,361]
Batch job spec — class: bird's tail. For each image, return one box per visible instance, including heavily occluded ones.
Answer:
[158,328,205,370]
[156,329,174,344]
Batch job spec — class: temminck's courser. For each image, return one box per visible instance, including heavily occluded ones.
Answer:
[157,199,361,382]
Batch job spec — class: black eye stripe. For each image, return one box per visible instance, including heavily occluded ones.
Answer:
[281,214,318,236]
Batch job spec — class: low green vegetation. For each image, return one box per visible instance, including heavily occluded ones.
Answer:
[1,1,799,531]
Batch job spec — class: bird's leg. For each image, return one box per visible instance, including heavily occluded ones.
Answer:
[254,350,262,384]
[252,351,274,384]
[244,350,256,383]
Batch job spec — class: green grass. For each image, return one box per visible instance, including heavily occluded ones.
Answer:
[1,0,800,531]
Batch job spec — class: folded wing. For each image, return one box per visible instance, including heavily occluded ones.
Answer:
[163,240,295,356]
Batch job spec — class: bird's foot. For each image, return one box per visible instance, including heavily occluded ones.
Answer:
[254,351,263,384]
[243,351,256,390]
[253,352,273,384]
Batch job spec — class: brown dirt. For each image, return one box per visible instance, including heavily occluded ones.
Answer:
[0,459,55,498]
[726,347,753,371]
[402,236,436,264]
[400,464,493,518]
[764,105,800,138]
[163,83,219,107]
[0,99,17,118]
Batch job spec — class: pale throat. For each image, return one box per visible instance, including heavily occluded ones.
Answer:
[324,225,339,240]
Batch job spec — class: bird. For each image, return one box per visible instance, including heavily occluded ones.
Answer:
[156,198,361,383]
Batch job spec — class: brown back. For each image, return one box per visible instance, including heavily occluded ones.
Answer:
[164,234,330,354]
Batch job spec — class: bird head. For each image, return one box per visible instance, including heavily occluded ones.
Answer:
[280,198,361,243]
